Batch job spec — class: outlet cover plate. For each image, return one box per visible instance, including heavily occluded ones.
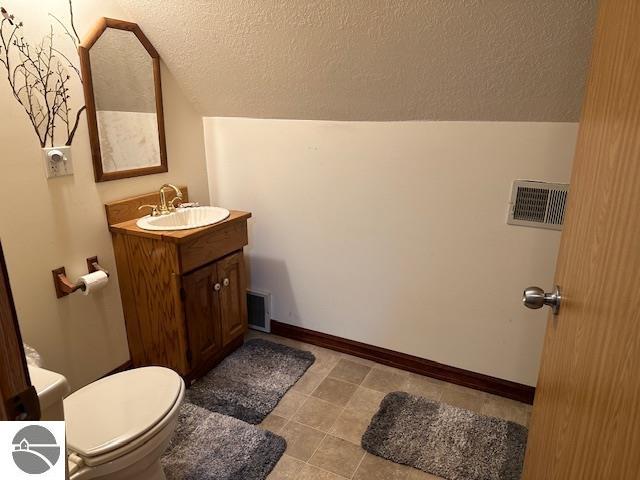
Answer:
[42,146,73,178]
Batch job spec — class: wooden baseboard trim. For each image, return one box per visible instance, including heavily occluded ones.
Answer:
[101,360,133,379]
[271,320,535,404]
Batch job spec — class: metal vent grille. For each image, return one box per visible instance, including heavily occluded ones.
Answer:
[507,181,569,231]
[247,289,271,333]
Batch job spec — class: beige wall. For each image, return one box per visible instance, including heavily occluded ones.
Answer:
[205,118,577,386]
[117,0,596,121]
[0,0,209,390]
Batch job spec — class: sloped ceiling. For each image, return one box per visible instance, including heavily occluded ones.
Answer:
[114,0,597,121]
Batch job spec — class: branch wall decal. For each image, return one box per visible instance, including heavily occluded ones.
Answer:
[0,0,84,147]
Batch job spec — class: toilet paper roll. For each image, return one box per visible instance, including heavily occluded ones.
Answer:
[77,270,109,295]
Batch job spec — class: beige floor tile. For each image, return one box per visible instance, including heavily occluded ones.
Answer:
[346,387,386,415]
[293,397,343,432]
[308,435,366,478]
[267,454,306,479]
[353,453,408,480]
[329,408,372,444]
[353,454,444,480]
[245,330,267,340]
[371,364,411,376]
[251,332,507,480]
[262,333,308,350]
[312,377,358,407]
[260,413,289,433]
[279,421,327,461]
[481,394,530,426]
[361,367,408,393]
[339,353,379,368]
[440,385,486,413]
[272,390,308,418]
[404,374,445,401]
[328,359,372,385]
[292,370,326,395]
[307,354,342,377]
[446,384,488,397]
[401,464,444,480]
[524,405,533,426]
[307,345,343,364]
[297,464,347,480]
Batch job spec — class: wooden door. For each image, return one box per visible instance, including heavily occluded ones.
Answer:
[217,252,248,346]
[182,262,222,369]
[0,241,39,421]
[522,1,640,478]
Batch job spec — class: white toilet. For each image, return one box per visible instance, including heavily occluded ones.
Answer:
[29,365,185,480]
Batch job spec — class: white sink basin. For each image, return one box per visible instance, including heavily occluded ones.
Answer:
[136,206,231,231]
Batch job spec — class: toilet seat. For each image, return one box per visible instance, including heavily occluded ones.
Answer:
[64,367,184,467]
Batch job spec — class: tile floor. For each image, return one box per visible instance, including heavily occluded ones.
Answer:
[247,330,532,480]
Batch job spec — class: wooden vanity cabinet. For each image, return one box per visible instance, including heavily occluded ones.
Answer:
[182,251,247,371]
[106,191,251,381]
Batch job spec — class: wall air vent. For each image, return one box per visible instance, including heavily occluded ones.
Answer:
[507,181,569,231]
[247,289,272,333]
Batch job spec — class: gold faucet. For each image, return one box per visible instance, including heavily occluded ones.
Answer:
[158,184,184,214]
[138,184,183,217]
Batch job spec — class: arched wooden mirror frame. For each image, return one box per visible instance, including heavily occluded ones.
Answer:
[78,18,168,182]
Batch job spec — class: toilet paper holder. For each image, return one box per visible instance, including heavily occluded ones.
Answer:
[52,256,110,298]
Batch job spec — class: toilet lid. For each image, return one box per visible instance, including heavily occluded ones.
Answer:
[64,367,183,458]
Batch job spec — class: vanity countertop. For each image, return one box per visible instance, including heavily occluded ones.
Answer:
[109,210,251,244]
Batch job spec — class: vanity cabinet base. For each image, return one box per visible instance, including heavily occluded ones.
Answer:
[109,210,251,380]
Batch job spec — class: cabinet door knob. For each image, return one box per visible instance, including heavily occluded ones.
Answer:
[223,278,230,287]
[213,282,221,291]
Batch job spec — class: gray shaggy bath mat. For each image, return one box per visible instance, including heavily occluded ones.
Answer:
[162,402,286,480]
[187,338,315,424]
[362,392,528,480]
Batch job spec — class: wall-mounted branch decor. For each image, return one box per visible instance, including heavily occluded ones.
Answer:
[0,1,84,147]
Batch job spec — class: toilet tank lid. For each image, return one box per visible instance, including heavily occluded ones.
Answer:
[64,366,183,458]
[28,366,71,411]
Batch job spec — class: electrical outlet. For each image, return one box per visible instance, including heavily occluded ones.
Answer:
[42,146,73,178]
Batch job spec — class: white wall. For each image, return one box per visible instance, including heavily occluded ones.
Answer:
[204,118,577,386]
[0,0,209,391]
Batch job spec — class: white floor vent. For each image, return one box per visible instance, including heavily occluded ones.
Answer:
[507,180,569,231]
[247,289,272,333]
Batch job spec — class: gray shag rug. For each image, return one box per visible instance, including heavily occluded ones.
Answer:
[162,402,286,480]
[187,338,315,424]
[362,392,528,480]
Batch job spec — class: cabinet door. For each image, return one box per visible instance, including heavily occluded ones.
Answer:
[217,252,248,346]
[182,262,222,368]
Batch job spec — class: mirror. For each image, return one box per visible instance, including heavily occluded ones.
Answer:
[79,18,167,182]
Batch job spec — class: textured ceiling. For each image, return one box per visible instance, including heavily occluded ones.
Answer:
[115,0,598,121]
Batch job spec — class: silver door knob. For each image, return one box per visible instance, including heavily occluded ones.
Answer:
[523,285,562,315]
[223,278,230,287]
[213,283,221,291]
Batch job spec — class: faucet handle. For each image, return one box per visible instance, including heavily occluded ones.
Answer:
[169,196,183,211]
[138,204,159,217]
